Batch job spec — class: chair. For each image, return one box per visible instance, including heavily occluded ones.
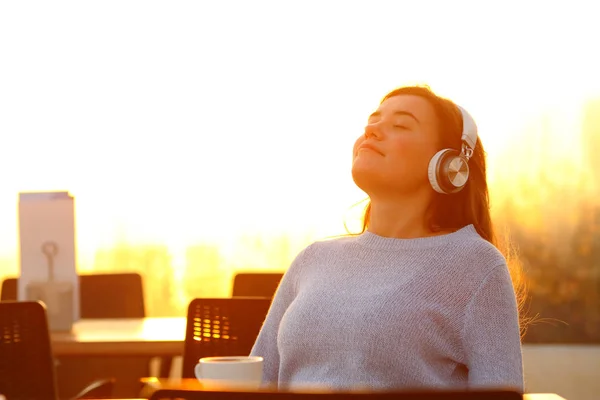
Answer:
[0,301,114,400]
[1,273,150,399]
[148,388,523,400]
[1,273,145,317]
[231,273,283,298]
[79,272,146,318]
[181,297,272,378]
[0,277,15,301]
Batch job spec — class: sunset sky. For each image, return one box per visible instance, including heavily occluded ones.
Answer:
[1,1,599,278]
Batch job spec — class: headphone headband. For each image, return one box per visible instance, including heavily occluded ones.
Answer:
[456,105,478,151]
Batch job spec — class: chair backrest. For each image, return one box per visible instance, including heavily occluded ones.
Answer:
[1,273,145,318]
[0,278,17,301]
[149,389,523,400]
[182,297,272,378]
[79,273,145,318]
[0,301,58,400]
[231,273,283,298]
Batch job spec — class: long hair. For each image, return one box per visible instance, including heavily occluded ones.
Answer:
[355,85,529,337]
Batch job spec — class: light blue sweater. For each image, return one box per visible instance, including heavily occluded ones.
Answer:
[250,225,524,392]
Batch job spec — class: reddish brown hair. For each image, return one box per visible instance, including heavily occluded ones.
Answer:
[357,85,528,336]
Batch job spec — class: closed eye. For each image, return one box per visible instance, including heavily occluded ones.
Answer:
[393,125,408,129]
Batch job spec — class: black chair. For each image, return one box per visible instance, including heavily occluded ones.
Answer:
[181,297,272,378]
[1,273,145,317]
[1,273,150,399]
[0,301,114,400]
[231,273,283,298]
[0,277,16,301]
[149,388,523,400]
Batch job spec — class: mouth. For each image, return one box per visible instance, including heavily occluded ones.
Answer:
[358,143,383,156]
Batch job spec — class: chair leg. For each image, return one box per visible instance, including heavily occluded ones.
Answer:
[158,357,173,378]
[70,378,115,400]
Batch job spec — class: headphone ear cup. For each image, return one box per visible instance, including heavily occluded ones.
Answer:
[428,149,469,194]
[428,149,453,194]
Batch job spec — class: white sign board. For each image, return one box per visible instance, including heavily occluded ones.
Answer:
[18,191,80,328]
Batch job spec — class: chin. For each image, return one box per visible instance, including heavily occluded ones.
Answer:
[351,165,380,195]
[352,165,426,197]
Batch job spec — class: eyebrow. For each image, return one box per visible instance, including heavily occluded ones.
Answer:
[369,111,420,123]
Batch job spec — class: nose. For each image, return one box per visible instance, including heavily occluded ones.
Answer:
[364,122,383,139]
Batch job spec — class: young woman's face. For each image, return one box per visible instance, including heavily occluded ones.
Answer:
[352,94,441,196]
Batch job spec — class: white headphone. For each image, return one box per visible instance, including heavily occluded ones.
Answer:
[427,105,478,194]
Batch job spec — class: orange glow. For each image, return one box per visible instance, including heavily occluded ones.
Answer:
[0,2,598,316]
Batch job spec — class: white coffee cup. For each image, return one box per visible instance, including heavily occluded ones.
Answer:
[194,356,264,390]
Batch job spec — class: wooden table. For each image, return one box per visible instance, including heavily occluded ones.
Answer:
[0,396,568,400]
[140,378,566,399]
[50,317,186,356]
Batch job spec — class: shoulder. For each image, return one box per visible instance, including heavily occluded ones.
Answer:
[449,225,508,277]
[286,235,349,263]
[305,234,359,256]
[286,234,358,270]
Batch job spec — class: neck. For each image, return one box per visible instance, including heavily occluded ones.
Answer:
[367,193,434,239]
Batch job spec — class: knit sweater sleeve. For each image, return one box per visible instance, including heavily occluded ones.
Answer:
[250,246,308,385]
[462,264,524,392]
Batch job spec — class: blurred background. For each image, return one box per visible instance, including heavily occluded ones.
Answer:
[0,0,598,397]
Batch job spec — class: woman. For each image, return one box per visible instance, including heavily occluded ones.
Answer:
[250,86,524,392]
